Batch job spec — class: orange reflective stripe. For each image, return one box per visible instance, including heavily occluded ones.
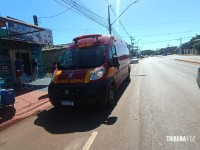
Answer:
[53,70,62,84]
[107,67,116,78]
[84,69,94,83]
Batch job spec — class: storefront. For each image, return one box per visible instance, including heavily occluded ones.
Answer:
[0,16,53,88]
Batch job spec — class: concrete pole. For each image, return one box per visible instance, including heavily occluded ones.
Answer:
[108,6,112,35]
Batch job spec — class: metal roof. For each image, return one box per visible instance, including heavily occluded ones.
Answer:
[0,16,44,30]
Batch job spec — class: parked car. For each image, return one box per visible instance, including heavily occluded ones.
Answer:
[197,68,200,88]
[131,57,139,64]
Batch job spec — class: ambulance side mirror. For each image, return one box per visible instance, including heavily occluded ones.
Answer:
[113,55,120,67]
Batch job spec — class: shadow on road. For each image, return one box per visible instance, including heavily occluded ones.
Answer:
[131,74,147,77]
[34,80,130,134]
[38,94,49,100]
[14,85,48,97]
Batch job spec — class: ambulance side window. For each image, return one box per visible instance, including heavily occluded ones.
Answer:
[109,45,117,66]
[109,46,117,60]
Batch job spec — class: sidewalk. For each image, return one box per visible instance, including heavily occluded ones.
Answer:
[0,78,52,132]
[173,55,200,64]
[175,58,200,64]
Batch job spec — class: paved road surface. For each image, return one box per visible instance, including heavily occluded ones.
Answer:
[0,56,199,150]
[138,56,200,150]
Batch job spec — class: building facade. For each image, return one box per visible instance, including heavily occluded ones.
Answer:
[0,16,53,88]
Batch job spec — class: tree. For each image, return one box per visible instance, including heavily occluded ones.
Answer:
[180,34,200,54]
[193,43,200,54]
[191,34,200,54]
[181,42,192,49]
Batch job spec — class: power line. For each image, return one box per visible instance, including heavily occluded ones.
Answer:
[138,36,192,45]
[138,30,200,38]
[121,29,200,39]
[105,0,131,37]
[54,0,109,30]
[56,2,99,22]
[53,0,123,38]
[39,7,72,19]
[112,27,122,39]
[71,0,108,21]
[123,20,200,26]
[62,0,108,22]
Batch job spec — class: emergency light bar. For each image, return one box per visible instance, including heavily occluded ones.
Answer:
[73,34,102,45]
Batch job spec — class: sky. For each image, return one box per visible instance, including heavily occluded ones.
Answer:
[1,0,200,50]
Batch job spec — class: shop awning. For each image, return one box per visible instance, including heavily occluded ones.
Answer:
[0,16,53,45]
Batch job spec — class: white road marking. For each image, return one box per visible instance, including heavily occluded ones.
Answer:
[136,63,142,95]
[132,65,137,72]
[82,132,98,150]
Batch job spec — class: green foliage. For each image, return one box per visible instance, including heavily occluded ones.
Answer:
[141,50,154,55]
[193,43,200,51]
[182,34,200,52]
[181,42,192,49]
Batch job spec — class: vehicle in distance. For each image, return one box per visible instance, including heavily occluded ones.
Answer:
[48,34,131,108]
[131,57,139,64]
[197,68,200,88]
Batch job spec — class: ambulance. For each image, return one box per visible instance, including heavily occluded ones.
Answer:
[48,34,131,107]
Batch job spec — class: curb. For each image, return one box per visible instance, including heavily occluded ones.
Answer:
[174,59,200,65]
[0,99,51,132]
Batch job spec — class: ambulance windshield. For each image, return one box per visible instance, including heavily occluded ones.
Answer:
[59,45,106,69]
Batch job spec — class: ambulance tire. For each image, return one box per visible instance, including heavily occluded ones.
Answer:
[107,84,115,106]
[126,68,131,81]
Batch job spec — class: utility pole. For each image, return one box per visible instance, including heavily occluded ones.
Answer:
[179,37,182,54]
[130,36,134,45]
[108,6,112,34]
[180,37,182,46]
[130,36,134,57]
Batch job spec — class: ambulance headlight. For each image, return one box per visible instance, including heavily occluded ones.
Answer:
[51,70,61,83]
[90,66,105,80]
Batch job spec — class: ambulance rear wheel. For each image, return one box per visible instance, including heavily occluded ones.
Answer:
[126,68,131,81]
[107,84,115,105]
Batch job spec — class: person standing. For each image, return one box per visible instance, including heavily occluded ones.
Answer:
[52,60,57,74]
[15,57,24,77]
[32,59,38,80]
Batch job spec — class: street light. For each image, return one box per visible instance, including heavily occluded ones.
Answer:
[112,0,139,25]
[108,0,139,34]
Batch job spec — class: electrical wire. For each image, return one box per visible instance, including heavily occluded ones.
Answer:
[105,0,132,37]
[112,27,122,39]
[61,0,109,27]
[53,0,123,38]
[55,0,104,21]
[135,29,200,38]
[123,20,200,26]
[138,36,192,45]
[39,7,72,19]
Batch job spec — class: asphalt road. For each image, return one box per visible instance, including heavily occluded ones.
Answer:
[0,56,200,150]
